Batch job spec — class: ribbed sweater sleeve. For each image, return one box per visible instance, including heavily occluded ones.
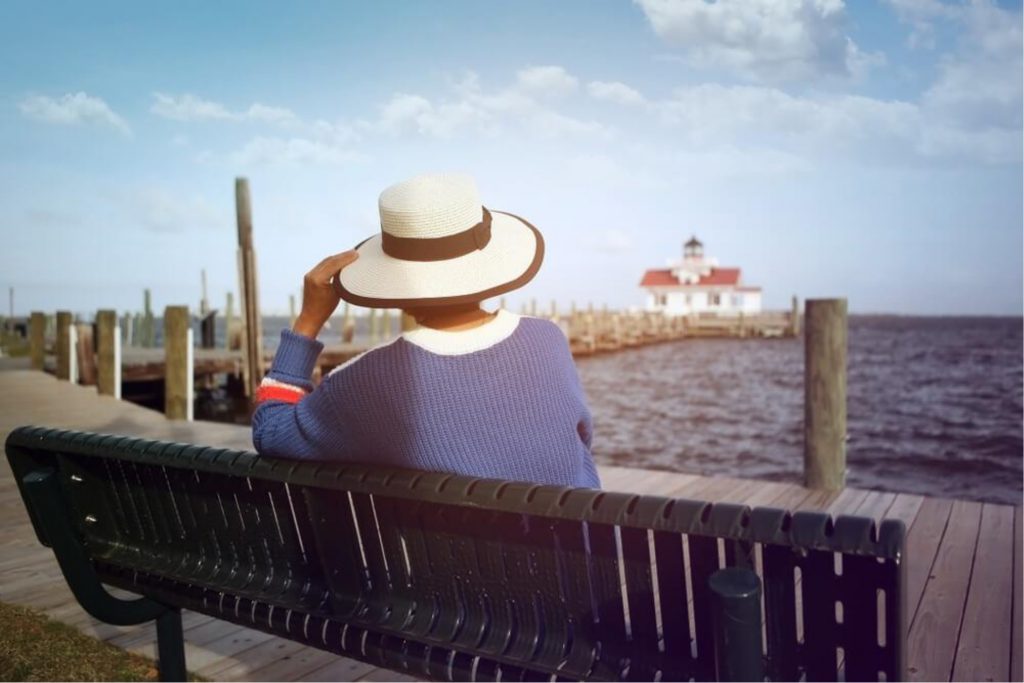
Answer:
[251,330,349,459]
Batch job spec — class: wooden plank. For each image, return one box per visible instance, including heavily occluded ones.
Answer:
[906,497,955,625]
[825,487,871,516]
[302,657,379,682]
[908,500,982,682]
[245,646,365,682]
[198,636,309,680]
[738,481,796,508]
[357,667,421,682]
[952,504,1014,682]
[1013,505,1022,683]
[852,490,897,523]
[885,492,926,529]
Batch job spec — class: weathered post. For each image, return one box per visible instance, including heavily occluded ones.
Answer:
[401,311,417,332]
[96,310,121,398]
[790,295,801,337]
[55,311,72,380]
[75,323,97,386]
[289,294,297,327]
[342,303,356,342]
[499,296,507,311]
[368,308,378,343]
[804,298,847,490]
[120,312,132,347]
[164,305,193,421]
[141,289,154,347]
[225,292,238,350]
[29,311,45,370]
[236,178,264,401]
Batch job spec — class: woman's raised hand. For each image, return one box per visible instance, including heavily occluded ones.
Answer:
[292,250,359,339]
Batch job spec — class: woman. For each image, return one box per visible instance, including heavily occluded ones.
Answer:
[252,173,600,488]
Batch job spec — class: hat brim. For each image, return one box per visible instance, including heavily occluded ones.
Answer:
[336,210,544,309]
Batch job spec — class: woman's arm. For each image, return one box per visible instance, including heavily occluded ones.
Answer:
[251,250,358,458]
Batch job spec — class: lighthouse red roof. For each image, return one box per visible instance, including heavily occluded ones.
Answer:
[640,267,743,287]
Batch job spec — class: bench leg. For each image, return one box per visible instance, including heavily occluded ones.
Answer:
[709,567,765,682]
[156,609,186,682]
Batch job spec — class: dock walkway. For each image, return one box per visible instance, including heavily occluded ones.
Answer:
[0,370,1019,681]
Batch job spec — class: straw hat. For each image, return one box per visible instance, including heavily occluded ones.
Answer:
[335,173,544,308]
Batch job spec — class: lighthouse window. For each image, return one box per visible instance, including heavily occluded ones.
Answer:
[656,294,667,306]
[709,293,721,306]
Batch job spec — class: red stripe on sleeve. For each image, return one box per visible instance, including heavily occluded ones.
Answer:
[255,385,305,405]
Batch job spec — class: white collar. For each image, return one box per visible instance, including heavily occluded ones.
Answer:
[402,309,521,356]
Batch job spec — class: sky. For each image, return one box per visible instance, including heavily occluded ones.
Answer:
[0,0,1021,317]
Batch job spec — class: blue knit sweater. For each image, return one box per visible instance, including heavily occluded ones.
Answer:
[252,310,600,488]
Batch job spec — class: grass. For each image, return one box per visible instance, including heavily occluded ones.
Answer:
[0,601,161,681]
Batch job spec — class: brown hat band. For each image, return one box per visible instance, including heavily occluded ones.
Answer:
[380,207,492,262]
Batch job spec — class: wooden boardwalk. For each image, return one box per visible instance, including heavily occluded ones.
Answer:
[0,369,1019,681]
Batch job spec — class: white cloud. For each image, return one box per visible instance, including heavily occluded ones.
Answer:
[367,68,611,140]
[655,81,1018,165]
[883,0,962,48]
[515,66,579,96]
[126,187,226,233]
[151,93,234,121]
[920,2,1021,128]
[229,136,366,166]
[635,0,879,82]
[151,93,299,126]
[19,92,131,135]
[588,81,647,106]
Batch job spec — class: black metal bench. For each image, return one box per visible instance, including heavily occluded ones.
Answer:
[5,426,906,681]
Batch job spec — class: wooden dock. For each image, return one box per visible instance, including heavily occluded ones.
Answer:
[0,370,1019,681]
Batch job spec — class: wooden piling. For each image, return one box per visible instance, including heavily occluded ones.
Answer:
[164,305,192,421]
[55,311,72,381]
[96,310,120,398]
[368,309,378,343]
[804,298,847,490]
[29,312,45,370]
[790,295,801,337]
[342,303,356,342]
[75,323,97,386]
[141,289,154,348]
[289,294,297,327]
[235,178,263,400]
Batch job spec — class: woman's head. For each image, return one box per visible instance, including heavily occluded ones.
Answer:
[333,173,544,311]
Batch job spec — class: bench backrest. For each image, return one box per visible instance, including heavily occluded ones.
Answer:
[6,426,905,681]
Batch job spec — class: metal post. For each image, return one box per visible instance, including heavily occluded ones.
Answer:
[709,567,765,682]
[155,609,187,682]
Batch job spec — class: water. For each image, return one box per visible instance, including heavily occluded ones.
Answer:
[576,316,1023,505]
[208,314,1022,504]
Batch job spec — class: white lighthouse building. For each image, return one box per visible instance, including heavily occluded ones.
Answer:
[640,237,762,316]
